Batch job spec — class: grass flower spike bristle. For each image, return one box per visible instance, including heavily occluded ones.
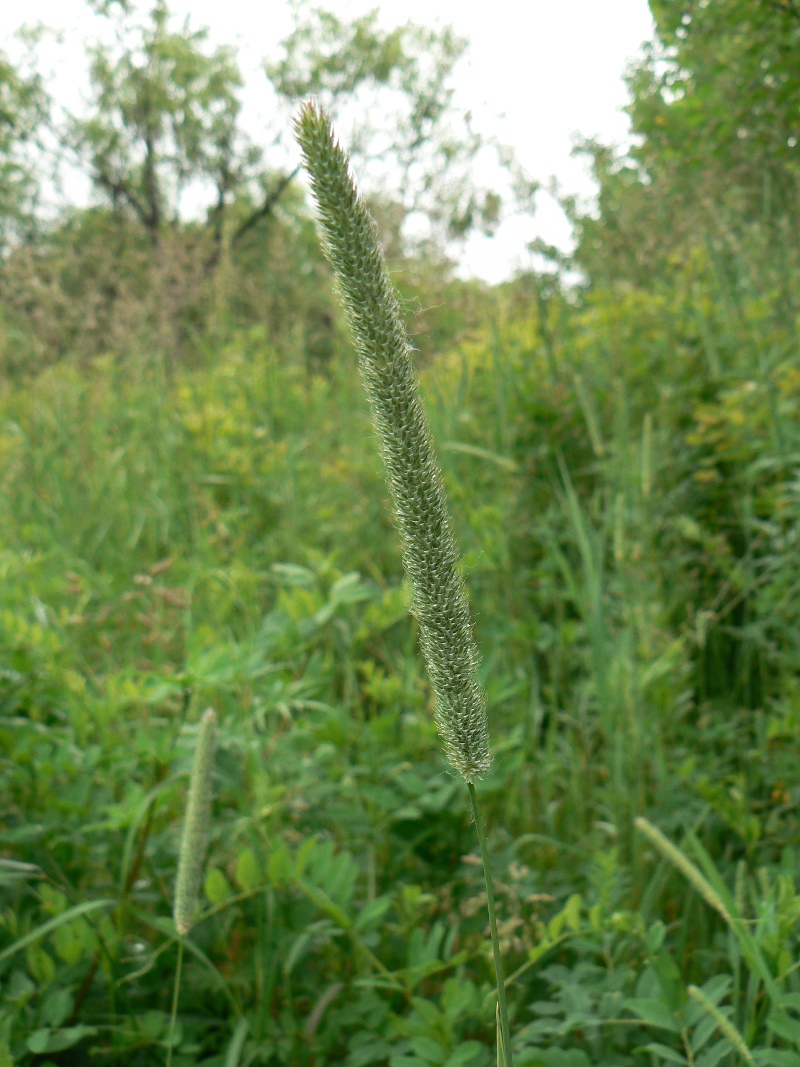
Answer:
[293,100,491,784]
[173,707,218,937]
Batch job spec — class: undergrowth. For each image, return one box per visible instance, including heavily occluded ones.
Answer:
[3,229,800,1066]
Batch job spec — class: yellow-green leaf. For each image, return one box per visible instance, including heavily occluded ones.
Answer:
[235,848,260,893]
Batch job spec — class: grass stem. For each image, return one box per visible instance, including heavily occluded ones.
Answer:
[468,782,513,1067]
[166,936,184,1067]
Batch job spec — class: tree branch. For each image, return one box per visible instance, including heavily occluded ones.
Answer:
[93,167,150,230]
[230,166,299,247]
[203,162,233,274]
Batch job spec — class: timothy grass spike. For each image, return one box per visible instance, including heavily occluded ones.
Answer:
[293,100,491,783]
[634,817,731,923]
[687,985,755,1067]
[174,707,217,937]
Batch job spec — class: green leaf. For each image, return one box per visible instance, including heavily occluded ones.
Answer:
[697,1040,733,1067]
[271,562,316,587]
[164,1021,183,1047]
[139,1010,165,1040]
[691,1015,718,1054]
[698,975,732,1006]
[563,893,582,932]
[45,1025,98,1053]
[298,879,352,930]
[624,998,682,1033]
[285,926,330,977]
[268,841,292,886]
[235,848,260,892]
[118,777,175,891]
[353,895,392,932]
[639,1042,688,1064]
[27,1026,97,1054]
[652,951,685,1012]
[329,572,373,604]
[205,867,230,905]
[768,1012,800,1045]
[392,805,423,821]
[646,921,667,953]
[548,911,565,939]
[684,975,731,1029]
[753,1051,800,1067]
[40,987,73,1028]
[442,441,518,471]
[410,1037,446,1063]
[348,1038,393,1067]
[27,1030,51,1055]
[295,835,320,878]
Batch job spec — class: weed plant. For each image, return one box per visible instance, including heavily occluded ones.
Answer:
[2,125,800,1067]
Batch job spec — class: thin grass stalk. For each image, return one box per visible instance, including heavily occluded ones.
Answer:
[166,936,184,1067]
[470,782,513,1065]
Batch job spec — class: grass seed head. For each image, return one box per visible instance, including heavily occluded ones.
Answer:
[174,707,218,937]
[294,101,491,782]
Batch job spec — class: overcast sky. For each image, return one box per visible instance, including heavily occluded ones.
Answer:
[0,0,655,282]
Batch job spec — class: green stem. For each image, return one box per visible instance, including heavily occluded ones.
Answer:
[166,936,183,1067]
[468,782,513,1067]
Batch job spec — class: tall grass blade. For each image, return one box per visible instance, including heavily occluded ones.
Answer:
[225,1018,250,1067]
[0,899,114,964]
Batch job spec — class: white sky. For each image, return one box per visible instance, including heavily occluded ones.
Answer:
[0,0,655,282]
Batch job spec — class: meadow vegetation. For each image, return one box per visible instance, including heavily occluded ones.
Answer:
[3,1,800,1065]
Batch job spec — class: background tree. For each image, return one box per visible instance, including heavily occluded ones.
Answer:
[0,45,47,255]
[267,5,504,249]
[0,0,514,369]
[68,0,259,257]
[569,0,800,286]
[68,1,505,264]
